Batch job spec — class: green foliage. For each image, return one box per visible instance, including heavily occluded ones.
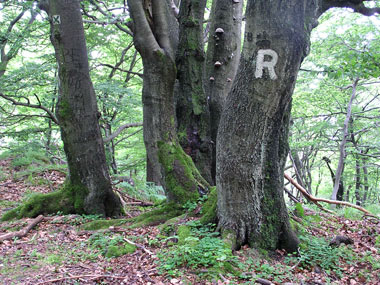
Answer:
[119,181,166,203]
[365,204,380,216]
[87,232,136,258]
[336,207,363,220]
[295,202,305,217]
[286,234,352,276]
[157,221,239,279]
[243,258,294,283]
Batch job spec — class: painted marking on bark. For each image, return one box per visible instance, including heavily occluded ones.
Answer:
[255,49,278,80]
[52,15,61,25]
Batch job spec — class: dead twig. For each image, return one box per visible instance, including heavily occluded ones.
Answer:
[0,215,44,242]
[284,173,376,217]
[123,237,155,256]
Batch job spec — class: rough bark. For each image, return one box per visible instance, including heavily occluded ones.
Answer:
[40,0,122,216]
[216,0,322,252]
[128,0,209,205]
[204,0,243,183]
[175,0,213,184]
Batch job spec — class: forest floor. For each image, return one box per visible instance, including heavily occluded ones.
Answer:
[0,158,380,285]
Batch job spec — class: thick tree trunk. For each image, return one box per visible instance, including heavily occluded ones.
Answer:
[217,0,320,252]
[41,0,121,216]
[128,0,209,205]
[204,0,243,183]
[175,0,213,185]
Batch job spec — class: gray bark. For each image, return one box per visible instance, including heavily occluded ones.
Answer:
[204,0,243,182]
[331,78,359,201]
[175,0,213,184]
[216,0,321,252]
[40,0,122,216]
[128,0,209,204]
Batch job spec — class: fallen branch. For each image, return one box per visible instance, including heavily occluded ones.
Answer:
[123,238,155,256]
[0,215,44,242]
[256,277,273,285]
[284,173,375,217]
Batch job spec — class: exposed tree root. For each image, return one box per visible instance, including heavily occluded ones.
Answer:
[284,173,375,217]
[128,202,184,228]
[0,215,44,242]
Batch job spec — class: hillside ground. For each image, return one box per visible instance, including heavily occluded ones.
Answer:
[0,157,379,284]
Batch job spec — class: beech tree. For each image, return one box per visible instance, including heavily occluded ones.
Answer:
[216,0,379,251]
[127,0,210,206]
[127,0,379,251]
[2,0,122,220]
[37,0,122,216]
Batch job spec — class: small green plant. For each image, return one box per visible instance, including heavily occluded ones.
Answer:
[286,234,349,276]
[45,254,63,265]
[182,200,197,212]
[87,232,136,258]
[0,169,6,181]
[157,221,239,279]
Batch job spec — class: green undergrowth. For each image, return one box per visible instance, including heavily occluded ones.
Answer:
[286,211,356,279]
[157,220,240,280]
[118,181,166,203]
[0,146,66,179]
[13,164,66,180]
[87,232,136,258]
[1,182,88,221]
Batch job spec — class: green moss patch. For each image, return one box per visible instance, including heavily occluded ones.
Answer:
[200,186,217,224]
[1,182,88,221]
[105,243,136,258]
[157,141,209,205]
[81,219,129,231]
[129,202,183,228]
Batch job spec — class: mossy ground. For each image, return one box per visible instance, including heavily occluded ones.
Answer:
[1,182,88,221]
[81,219,129,231]
[105,243,136,258]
